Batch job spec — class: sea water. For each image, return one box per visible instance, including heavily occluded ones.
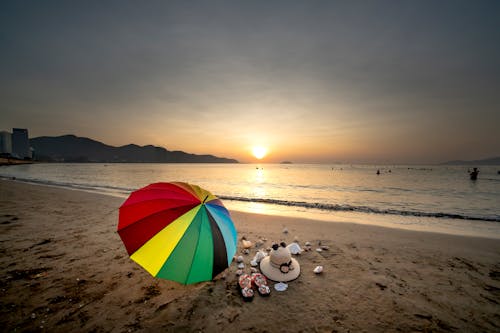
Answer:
[1,163,499,238]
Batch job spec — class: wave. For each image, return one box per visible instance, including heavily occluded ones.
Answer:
[218,195,500,223]
[3,175,499,223]
[0,175,133,197]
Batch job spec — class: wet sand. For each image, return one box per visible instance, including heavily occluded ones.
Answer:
[1,179,499,332]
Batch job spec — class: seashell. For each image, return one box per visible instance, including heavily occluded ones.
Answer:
[316,248,323,253]
[320,245,329,251]
[237,263,245,269]
[236,269,243,276]
[250,260,258,267]
[243,249,250,255]
[313,266,323,274]
[274,282,288,291]
[250,267,258,273]
[236,256,244,263]
[282,227,289,234]
[253,250,267,263]
[305,241,311,246]
[242,239,253,249]
[287,242,303,255]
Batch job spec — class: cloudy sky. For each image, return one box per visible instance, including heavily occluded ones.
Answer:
[1,1,499,163]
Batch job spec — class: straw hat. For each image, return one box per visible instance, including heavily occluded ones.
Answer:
[260,242,300,282]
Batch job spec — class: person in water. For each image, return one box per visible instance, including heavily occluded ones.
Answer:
[469,167,479,180]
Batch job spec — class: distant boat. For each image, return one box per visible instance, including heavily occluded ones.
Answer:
[281,161,293,164]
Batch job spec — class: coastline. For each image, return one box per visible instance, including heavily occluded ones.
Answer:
[1,163,499,231]
[1,179,500,332]
[0,157,34,166]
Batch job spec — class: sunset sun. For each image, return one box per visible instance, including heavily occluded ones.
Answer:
[252,146,268,160]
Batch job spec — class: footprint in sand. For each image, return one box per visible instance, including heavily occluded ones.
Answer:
[489,263,500,281]
[1,215,19,224]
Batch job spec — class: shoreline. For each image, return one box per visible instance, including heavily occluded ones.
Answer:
[3,176,500,240]
[226,199,500,240]
[2,177,499,241]
[1,179,500,332]
[0,157,34,166]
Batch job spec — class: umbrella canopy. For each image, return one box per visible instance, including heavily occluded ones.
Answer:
[117,182,237,284]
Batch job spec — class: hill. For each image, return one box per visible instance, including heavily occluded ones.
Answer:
[441,156,500,165]
[30,135,238,163]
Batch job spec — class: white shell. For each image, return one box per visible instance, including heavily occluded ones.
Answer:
[313,266,323,274]
[287,242,302,255]
[250,260,258,267]
[316,248,323,252]
[237,263,245,269]
[274,282,288,291]
[282,227,289,234]
[305,241,311,246]
[253,250,267,263]
[236,256,244,263]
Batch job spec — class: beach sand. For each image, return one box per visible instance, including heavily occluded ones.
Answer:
[1,179,500,332]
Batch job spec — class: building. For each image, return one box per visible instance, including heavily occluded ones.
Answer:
[0,131,12,155]
[12,128,31,159]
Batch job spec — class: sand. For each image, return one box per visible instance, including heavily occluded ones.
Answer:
[1,179,500,332]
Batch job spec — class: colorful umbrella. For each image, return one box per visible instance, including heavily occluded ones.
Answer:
[117,182,237,284]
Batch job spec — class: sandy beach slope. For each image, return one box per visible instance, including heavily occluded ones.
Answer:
[1,179,499,332]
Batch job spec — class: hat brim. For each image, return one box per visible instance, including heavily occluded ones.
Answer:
[259,257,300,282]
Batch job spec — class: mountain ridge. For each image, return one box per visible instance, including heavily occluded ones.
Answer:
[30,135,238,163]
[441,156,500,165]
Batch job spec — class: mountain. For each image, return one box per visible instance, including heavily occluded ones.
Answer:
[441,156,500,165]
[29,135,238,163]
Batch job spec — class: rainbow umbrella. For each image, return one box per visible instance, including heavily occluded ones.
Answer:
[117,182,237,284]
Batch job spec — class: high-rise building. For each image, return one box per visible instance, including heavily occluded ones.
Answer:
[0,131,12,155]
[12,128,31,159]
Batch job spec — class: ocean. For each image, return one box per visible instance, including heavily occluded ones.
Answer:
[1,163,500,238]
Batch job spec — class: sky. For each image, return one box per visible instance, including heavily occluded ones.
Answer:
[1,1,499,164]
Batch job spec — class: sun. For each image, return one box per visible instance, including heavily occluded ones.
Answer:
[252,146,268,160]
